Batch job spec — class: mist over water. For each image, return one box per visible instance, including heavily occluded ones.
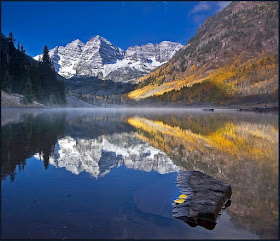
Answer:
[1,108,278,239]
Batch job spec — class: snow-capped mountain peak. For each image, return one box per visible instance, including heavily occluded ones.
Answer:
[66,39,85,48]
[33,35,183,82]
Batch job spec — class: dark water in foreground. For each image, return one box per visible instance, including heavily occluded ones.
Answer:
[1,108,278,239]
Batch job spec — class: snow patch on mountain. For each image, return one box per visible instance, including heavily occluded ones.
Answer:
[101,57,163,82]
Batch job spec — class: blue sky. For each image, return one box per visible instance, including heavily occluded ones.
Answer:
[2,1,231,57]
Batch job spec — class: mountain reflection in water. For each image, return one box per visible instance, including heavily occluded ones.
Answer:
[1,109,278,239]
[38,133,180,178]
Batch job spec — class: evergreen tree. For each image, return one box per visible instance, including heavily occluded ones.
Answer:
[42,45,51,66]
[13,48,28,94]
[39,46,50,101]
[8,32,15,46]
[30,64,41,100]
[39,45,65,104]
[2,72,11,93]
[7,32,16,76]
[50,60,55,70]
[21,44,26,54]
[23,79,33,104]
[1,49,11,92]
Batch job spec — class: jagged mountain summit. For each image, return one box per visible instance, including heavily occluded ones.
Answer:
[34,35,183,82]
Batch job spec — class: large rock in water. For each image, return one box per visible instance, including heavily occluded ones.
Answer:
[173,171,232,230]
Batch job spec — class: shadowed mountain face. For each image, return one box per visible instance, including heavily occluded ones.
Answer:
[1,109,278,239]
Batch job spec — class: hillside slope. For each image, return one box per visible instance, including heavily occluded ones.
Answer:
[128,1,278,105]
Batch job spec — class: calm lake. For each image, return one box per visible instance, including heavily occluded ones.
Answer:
[1,108,278,239]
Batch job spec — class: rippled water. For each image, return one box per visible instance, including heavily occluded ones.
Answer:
[1,108,278,239]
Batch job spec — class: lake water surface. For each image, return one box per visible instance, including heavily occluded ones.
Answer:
[1,108,278,239]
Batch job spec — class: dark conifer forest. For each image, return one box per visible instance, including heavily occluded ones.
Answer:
[1,33,66,105]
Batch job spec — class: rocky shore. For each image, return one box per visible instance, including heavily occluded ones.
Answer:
[173,171,232,230]
[1,91,44,108]
[237,105,278,113]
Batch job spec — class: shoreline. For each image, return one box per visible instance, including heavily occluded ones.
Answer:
[2,105,278,114]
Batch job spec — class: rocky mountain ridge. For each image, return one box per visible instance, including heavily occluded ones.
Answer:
[34,35,183,82]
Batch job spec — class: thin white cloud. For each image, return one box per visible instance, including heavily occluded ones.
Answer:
[190,1,231,15]
[216,1,231,11]
[188,1,232,26]
[191,2,211,14]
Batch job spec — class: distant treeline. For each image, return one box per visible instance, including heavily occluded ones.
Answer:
[1,33,66,105]
[66,76,135,105]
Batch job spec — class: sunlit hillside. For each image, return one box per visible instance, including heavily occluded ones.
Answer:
[128,1,279,104]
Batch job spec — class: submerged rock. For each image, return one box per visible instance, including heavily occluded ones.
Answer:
[173,171,232,230]
[237,106,278,113]
[202,108,214,111]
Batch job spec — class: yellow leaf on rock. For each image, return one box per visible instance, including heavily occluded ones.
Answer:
[174,199,185,204]
[179,194,188,199]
